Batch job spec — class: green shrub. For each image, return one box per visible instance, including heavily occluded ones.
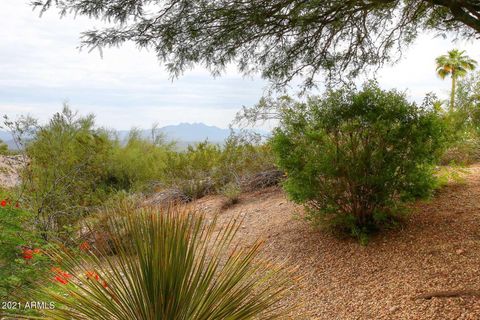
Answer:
[220,181,242,209]
[105,129,173,191]
[440,132,480,165]
[440,106,478,165]
[163,141,222,198]
[11,105,275,242]
[0,190,48,301]
[434,165,468,189]
[22,106,113,239]
[218,134,276,186]
[271,82,446,240]
[0,139,8,155]
[163,137,274,199]
[440,72,480,165]
[39,205,292,320]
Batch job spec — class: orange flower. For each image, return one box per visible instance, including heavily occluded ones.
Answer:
[22,248,33,260]
[85,271,108,288]
[86,271,99,281]
[54,275,68,285]
[52,267,71,285]
[79,241,90,251]
[33,248,41,254]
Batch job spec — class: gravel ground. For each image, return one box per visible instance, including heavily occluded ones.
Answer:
[193,165,480,319]
[0,155,24,188]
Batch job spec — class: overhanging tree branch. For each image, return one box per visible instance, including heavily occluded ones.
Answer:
[32,0,480,88]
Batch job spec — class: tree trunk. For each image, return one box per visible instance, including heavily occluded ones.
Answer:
[450,75,456,112]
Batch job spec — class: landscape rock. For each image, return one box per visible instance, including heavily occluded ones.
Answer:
[0,155,25,188]
[142,188,191,208]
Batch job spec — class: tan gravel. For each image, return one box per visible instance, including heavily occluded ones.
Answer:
[0,155,24,188]
[192,164,480,319]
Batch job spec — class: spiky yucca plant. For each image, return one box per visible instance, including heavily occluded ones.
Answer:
[40,204,292,319]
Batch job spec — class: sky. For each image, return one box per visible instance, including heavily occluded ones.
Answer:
[1,1,480,130]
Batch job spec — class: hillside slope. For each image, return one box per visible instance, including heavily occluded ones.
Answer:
[191,165,480,319]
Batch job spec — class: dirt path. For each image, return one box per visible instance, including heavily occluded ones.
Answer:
[195,164,480,319]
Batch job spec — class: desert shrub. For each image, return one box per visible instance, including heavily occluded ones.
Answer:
[39,205,292,320]
[439,107,480,165]
[105,129,174,191]
[435,165,468,189]
[163,135,276,199]
[440,131,480,165]
[217,134,276,186]
[22,106,114,239]
[220,181,242,209]
[163,141,222,198]
[440,72,480,164]
[271,82,446,240]
[9,105,276,244]
[241,169,284,191]
[0,190,49,302]
[455,71,480,128]
[0,139,8,155]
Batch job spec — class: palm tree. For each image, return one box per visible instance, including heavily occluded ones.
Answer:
[436,49,477,112]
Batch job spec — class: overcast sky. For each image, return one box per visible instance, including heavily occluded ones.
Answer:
[1,1,480,130]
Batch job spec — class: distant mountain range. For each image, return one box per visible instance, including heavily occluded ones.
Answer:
[119,122,234,144]
[0,123,268,150]
[0,131,16,149]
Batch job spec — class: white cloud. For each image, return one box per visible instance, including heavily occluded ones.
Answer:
[1,0,480,129]
[0,0,267,129]
[375,32,480,103]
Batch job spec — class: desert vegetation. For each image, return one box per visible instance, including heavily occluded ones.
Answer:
[3,69,480,317]
[0,105,283,318]
[271,82,446,243]
[1,0,480,319]
[3,63,480,318]
[40,205,292,320]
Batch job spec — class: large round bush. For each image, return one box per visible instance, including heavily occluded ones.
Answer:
[271,82,446,239]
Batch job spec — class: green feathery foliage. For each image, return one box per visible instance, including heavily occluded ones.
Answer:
[32,0,480,88]
[271,82,446,242]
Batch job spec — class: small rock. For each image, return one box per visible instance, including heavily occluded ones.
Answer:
[389,306,399,313]
[456,249,465,255]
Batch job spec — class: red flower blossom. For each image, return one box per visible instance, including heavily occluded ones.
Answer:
[86,271,99,281]
[54,276,68,285]
[85,271,107,288]
[0,200,6,207]
[22,248,33,260]
[52,267,72,285]
[79,241,90,251]
[33,248,41,254]
[15,202,20,208]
